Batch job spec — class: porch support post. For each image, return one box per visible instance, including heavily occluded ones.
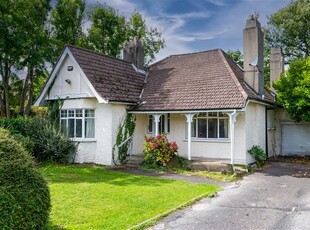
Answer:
[228,110,238,169]
[152,114,161,136]
[185,114,195,160]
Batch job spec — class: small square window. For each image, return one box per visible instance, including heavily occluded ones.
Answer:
[76,109,83,117]
[61,110,67,118]
[85,109,95,117]
[68,110,75,117]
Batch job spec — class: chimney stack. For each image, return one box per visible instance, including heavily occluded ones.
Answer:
[243,17,264,96]
[123,37,144,70]
[270,47,284,91]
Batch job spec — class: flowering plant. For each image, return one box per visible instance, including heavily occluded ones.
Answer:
[143,133,178,167]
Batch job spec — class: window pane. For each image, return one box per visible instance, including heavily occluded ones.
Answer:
[148,115,153,133]
[76,109,83,117]
[159,115,164,134]
[208,112,217,117]
[76,119,82,138]
[198,119,207,138]
[68,110,74,117]
[68,119,75,137]
[198,112,207,117]
[60,119,67,132]
[85,109,95,117]
[208,118,218,138]
[191,119,196,137]
[85,118,95,138]
[61,110,67,118]
[219,112,228,117]
[219,119,228,138]
[167,114,170,133]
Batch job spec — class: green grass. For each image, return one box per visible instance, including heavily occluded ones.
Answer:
[40,164,219,230]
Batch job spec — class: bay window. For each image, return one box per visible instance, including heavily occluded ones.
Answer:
[61,109,95,139]
[190,112,229,139]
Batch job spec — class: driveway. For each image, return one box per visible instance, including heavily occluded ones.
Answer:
[151,162,310,230]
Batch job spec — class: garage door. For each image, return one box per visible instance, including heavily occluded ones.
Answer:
[282,124,310,155]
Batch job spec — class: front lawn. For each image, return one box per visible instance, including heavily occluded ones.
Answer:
[40,164,219,229]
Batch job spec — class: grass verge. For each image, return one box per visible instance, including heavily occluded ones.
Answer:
[40,164,219,229]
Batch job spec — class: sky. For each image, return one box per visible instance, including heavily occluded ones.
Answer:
[87,0,291,62]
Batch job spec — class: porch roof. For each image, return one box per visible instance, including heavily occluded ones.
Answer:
[130,49,275,112]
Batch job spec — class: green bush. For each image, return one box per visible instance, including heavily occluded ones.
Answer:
[247,145,267,167]
[143,134,178,168]
[0,128,51,229]
[0,117,78,163]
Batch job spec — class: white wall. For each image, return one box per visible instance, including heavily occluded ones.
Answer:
[49,55,94,99]
[62,99,127,165]
[245,102,266,163]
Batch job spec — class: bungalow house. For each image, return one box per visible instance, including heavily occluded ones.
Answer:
[35,18,308,166]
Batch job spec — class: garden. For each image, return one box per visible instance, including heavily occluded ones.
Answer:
[0,106,220,229]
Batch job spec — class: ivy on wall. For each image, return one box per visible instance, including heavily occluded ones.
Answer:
[112,113,136,165]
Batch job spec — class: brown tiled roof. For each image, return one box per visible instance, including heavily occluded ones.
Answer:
[68,45,145,103]
[131,49,275,111]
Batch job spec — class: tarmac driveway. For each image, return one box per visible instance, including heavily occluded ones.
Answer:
[151,162,310,230]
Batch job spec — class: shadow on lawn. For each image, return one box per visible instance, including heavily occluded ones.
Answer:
[42,166,176,187]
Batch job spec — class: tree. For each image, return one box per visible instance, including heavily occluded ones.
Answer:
[227,49,243,68]
[265,0,310,61]
[128,12,165,65]
[87,4,127,57]
[87,5,165,64]
[0,0,50,117]
[273,57,310,122]
[50,0,86,63]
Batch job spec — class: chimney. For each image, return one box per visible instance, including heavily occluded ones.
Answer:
[243,17,264,96]
[123,37,144,70]
[270,47,284,91]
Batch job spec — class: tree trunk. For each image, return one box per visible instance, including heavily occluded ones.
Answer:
[3,62,11,118]
[0,94,5,117]
[19,68,30,115]
[25,67,34,116]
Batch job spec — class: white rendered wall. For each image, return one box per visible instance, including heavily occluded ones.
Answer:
[245,102,266,163]
[49,55,94,99]
[62,98,127,165]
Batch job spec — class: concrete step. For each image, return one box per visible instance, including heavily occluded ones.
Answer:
[127,155,144,166]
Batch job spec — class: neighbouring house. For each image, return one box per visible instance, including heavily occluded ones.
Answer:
[34,17,309,166]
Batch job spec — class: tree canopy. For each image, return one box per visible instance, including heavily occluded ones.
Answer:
[273,57,310,122]
[0,1,165,118]
[265,0,310,61]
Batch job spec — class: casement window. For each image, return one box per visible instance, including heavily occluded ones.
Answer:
[60,109,95,139]
[147,114,170,134]
[190,112,229,139]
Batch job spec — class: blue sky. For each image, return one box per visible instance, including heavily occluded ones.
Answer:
[90,0,290,61]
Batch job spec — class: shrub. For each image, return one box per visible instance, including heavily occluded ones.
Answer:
[0,128,51,229]
[247,145,267,167]
[143,134,178,167]
[26,118,78,163]
[0,117,78,163]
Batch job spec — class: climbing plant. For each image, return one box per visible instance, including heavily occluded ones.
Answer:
[112,113,136,165]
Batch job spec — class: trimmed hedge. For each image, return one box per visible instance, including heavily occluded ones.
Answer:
[0,128,51,229]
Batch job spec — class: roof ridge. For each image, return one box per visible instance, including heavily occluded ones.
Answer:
[65,44,133,65]
[149,48,221,68]
[218,49,248,101]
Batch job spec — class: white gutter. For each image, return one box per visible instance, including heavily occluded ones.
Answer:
[129,109,245,114]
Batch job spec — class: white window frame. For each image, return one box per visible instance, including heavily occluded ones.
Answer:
[189,112,229,140]
[60,108,95,140]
